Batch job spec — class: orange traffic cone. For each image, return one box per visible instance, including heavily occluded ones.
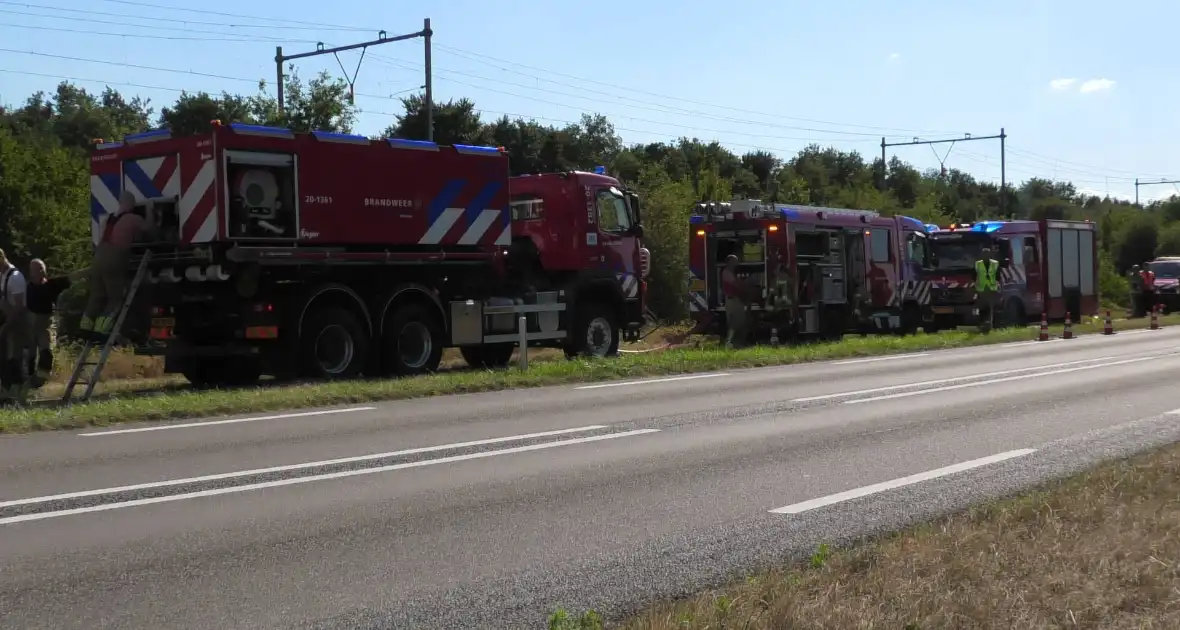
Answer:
[1063,312,1074,339]
[1103,309,1114,335]
[1038,312,1049,341]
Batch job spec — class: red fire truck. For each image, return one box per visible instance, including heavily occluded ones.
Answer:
[924,219,1099,329]
[88,122,648,386]
[686,200,934,341]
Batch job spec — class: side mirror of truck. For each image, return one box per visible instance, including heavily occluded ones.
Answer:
[631,224,645,239]
[627,192,641,224]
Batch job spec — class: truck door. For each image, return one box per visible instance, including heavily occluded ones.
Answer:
[1020,235,1044,315]
[867,225,895,309]
[590,185,641,300]
[902,229,931,306]
[844,228,869,311]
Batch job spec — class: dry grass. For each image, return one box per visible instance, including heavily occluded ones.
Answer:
[621,443,1180,630]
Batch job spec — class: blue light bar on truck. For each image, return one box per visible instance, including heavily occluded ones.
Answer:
[228,123,296,139]
[386,138,441,152]
[453,144,503,156]
[311,130,371,145]
[970,221,1004,233]
[123,128,172,145]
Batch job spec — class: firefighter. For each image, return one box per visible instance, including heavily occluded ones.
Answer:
[0,248,30,402]
[80,191,154,339]
[974,246,1000,332]
[26,259,89,387]
[1129,265,1144,317]
[1139,264,1157,316]
[721,254,752,348]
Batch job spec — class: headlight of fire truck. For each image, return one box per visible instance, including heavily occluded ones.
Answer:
[640,247,651,279]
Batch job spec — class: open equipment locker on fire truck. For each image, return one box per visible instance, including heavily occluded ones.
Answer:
[89,121,649,386]
[686,200,934,342]
[924,219,1099,329]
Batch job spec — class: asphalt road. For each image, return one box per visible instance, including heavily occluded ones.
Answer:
[5,328,1180,629]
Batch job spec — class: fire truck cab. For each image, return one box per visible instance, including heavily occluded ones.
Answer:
[924,219,1099,328]
[687,200,933,342]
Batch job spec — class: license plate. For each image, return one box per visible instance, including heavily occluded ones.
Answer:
[932,307,954,315]
[152,317,176,327]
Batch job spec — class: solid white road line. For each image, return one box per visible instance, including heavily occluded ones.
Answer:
[4,425,612,509]
[833,353,929,365]
[843,355,1157,404]
[1,429,661,526]
[575,373,731,390]
[78,407,379,436]
[791,356,1117,403]
[769,448,1037,514]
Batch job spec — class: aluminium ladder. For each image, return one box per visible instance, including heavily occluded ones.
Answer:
[62,253,151,403]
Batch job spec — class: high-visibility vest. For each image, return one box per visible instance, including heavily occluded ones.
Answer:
[975,259,999,292]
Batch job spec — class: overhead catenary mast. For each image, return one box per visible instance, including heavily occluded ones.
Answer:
[880,129,1008,216]
[274,18,434,140]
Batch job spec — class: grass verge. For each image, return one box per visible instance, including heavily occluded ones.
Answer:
[4,313,1176,434]
[613,440,1180,629]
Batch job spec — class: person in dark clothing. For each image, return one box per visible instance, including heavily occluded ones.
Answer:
[26,259,88,387]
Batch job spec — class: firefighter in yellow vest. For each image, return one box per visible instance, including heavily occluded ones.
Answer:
[975,246,1000,332]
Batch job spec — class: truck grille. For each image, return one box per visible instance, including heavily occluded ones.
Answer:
[934,287,972,303]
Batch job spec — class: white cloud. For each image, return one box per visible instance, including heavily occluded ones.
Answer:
[888,52,901,61]
[1079,78,1116,93]
[1048,78,1077,90]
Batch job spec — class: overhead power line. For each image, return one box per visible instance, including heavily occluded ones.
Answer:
[0,2,363,31]
[0,67,889,156]
[95,0,371,31]
[0,49,881,145]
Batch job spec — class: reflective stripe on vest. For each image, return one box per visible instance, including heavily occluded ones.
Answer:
[975,259,999,292]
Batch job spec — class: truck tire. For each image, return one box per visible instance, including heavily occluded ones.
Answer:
[383,303,444,376]
[460,344,515,369]
[1000,299,1025,329]
[300,307,369,379]
[565,302,620,358]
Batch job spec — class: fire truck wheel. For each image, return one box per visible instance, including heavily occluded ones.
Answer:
[383,303,444,376]
[1000,299,1025,328]
[460,344,515,369]
[300,307,369,379]
[565,302,620,358]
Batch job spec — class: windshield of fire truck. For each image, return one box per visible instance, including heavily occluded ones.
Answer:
[596,187,634,233]
[931,236,986,271]
[1148,260,1180,278]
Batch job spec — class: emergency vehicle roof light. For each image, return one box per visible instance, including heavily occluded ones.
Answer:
[210,119,223,126]
[386,138,440,151]
[593,165,606,174]
[124,128,173,145]
[690,215,704,224]
[453,144,504,156]
[228,123,296,139]
[312,130,371,145]
[925,223,941,232]
[970,221,1004,233]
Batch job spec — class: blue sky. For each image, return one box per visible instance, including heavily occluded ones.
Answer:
[2,0,1176,202]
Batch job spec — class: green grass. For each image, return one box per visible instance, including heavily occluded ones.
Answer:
[1,313,1174,434]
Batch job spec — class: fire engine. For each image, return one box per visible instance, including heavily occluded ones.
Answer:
[924,219,1099,329]
[686,200,934,341]
[88,122,649,386]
